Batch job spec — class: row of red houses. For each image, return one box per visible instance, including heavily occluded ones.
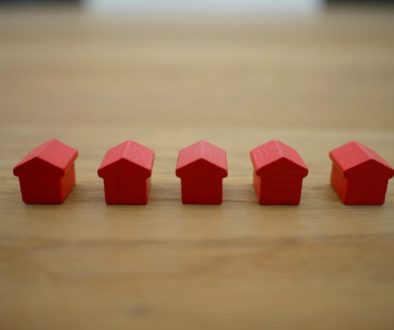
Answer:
[13,139,393,205]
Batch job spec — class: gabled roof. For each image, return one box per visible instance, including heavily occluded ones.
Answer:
[329,141,394,179]
[13,139,78,177]
[176,140,228,178]
[250,140,308,177]
[98,140,155,178]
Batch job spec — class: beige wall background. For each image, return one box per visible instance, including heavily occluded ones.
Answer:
[85,0,323,12]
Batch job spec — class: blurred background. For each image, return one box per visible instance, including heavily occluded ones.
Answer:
[1,0,393,165]
[1,0,393,131]
[1,2,394,330]
[0,0,393,10]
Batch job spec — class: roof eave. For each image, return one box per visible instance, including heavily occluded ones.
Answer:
[98,158,152,178]
[254,156,308,178]
[343,159,394,179]
[13,157,66,177]
[176,160,228,179]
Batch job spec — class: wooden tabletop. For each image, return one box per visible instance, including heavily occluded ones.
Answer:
[1,8,394,330]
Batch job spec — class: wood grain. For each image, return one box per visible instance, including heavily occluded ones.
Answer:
[0,8,394,330]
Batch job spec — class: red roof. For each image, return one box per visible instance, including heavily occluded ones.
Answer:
[98,140,155,178]
[176,140,228,178]
[13,139,78,177]
[250,140,308,177]
[329,141,394,178]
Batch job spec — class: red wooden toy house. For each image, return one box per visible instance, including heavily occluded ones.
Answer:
[13,139,78,204]
[250,140,308,205]
[329,141,394,205]
[176,140,228,204]
[97,140,155,205]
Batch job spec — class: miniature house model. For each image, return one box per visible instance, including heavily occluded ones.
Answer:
[176,140,228,204]
[329,141,394,205]
[250,140,308,205]
[13,139,78,204]
[98,140,155,205]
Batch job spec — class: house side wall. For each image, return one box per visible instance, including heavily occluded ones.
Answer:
[253,171,261,201]
[60,163,77,201]
[330,163,347,203]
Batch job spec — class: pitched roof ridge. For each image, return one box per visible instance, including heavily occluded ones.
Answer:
[199,140,205,158]
[273,140,286,158]
[176,140,227,178]
[29,139,60,160]
[122,140,135,161]
[251,140,307,176]
[356,141,378,161]
[357,142,393,173]
[329,141,393,178]
[98,140,153,178]
[36,139,54,156]
[13,139,77,177]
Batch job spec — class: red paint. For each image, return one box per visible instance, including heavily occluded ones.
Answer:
[250,140,308,205]
[329,141,393,205]
[98,140,155,205]
[13,139,78,204]
[176,140,228,204]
